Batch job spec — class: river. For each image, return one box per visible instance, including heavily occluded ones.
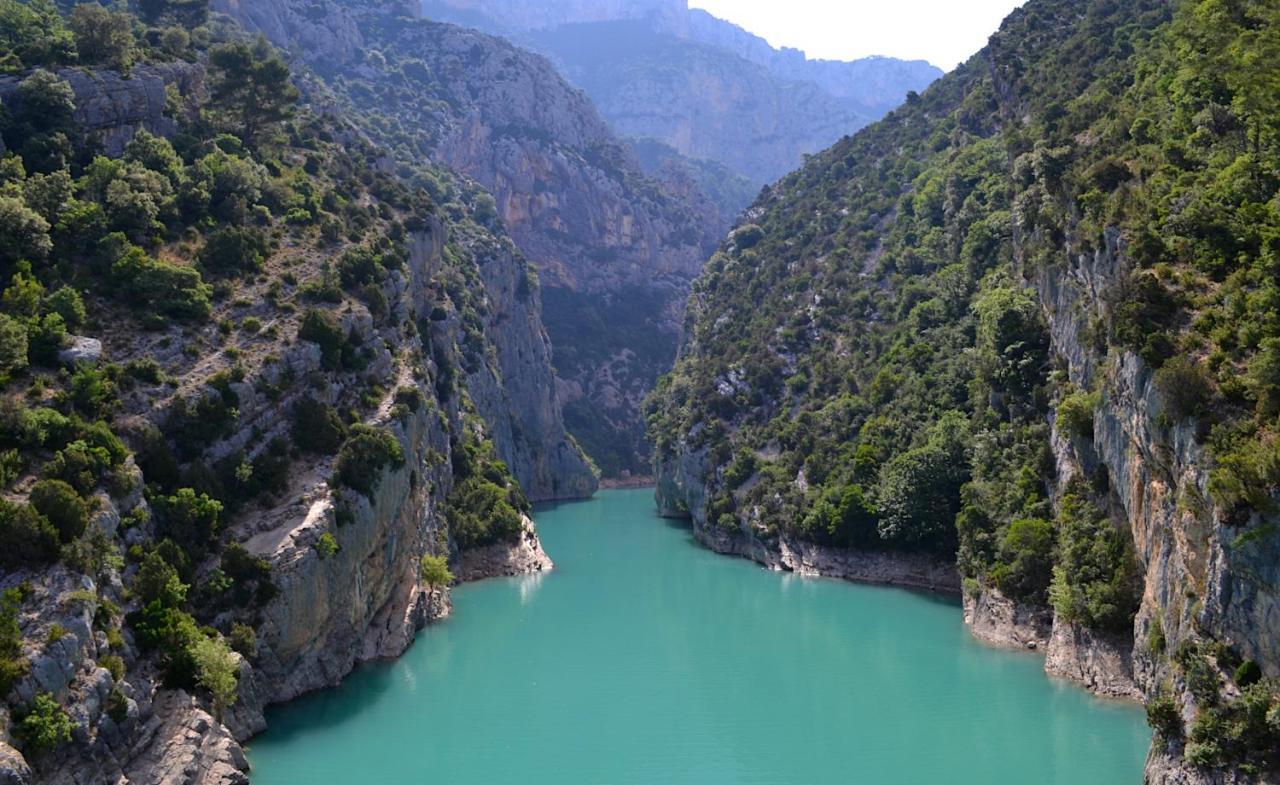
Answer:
[248,487,1150,784]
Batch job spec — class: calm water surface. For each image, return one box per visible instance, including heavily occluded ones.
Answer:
[249,488,1150,784]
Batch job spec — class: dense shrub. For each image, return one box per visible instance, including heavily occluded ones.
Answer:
[134,551,188,608]
[0,498,60,567]
[109,243,212,320]
[447,477,523,550]
[1056,389,1099,438]
[991,517,1055,603]
[1146,694,1182,741]
[291,397,346,454]
[198,226,271,276]
[1154,356,1213,421]
[13,692,73,753]
[298,309,351,371]
[332,425,404,498]
[28,478,87,543]
[0,587,29,696]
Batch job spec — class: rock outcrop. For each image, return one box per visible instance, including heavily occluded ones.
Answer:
[0,63,200,157]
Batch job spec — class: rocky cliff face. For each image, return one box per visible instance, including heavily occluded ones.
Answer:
[421,0,941,185]
[213,0,717,479]
[0,64,200,157]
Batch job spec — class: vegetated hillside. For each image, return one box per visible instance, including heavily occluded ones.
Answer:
[648,0,1280,781]
[420,0,941,187]
[214,0,721,480]
[0,1,586,781]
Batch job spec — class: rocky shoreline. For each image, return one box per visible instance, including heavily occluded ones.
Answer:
[692,524,961,595]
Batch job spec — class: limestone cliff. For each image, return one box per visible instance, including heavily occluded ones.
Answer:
[213,0,718,480]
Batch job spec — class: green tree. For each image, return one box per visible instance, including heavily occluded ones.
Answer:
[0,196,53,272]
[0,587,27,696]
[68,3,135,72]
[207,38,299,146]
[190,634,238,720]
[0,313,28,377]
[291,397,346,454]
[420,553,453,593]
[5,69,77,173]
[134,550,188,608]
[198,226,269,276]
[875,413,969,551]
[28,478,87,543]
[992,517,1055,603]
[156,488,222,551]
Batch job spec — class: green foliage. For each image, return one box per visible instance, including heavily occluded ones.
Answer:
[0,195,52,270]
[0,587,29,696]
[127,600,201,687]
[1235,660,1263,688]
[875,414,968,551]
[154,488,222,553]
[1056,388,1100,438]
[0,498,59,567]
[419,553,453,589]
[1147,694,1183,741]
[134,550,188,608]
[13,692,73,753]
[0,313,29,377]
[447,476,524,550]
[290,397,346,454]
[67,3,136,72]
[198,226,270,276]
[333,425,404,498]
[109,241,212,321]
[28,478,87,543]
[207,37,299,146]
[298,309,356,371]
[1185,681,1280,772]
[137,0,207,28]
[229,622,257,659]
[990,517,1055,603]
[217,544,275,607]
[1155,356,1213,421]
[315,531,339,559]
[0,0,75,73]
[1049,485,1140,632]
[190,634,238,720]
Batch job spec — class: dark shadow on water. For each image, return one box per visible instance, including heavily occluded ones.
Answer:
[252,653,405,747]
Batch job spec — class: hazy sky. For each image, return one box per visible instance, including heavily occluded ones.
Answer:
[687,0,1028,70]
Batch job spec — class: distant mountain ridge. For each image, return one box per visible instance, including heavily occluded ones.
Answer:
[421,0,941,185]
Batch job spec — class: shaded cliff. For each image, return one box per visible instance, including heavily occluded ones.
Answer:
[212,0,720,479]
[649,0,1280,782]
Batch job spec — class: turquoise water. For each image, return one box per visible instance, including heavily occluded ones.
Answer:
[248,488,1150,785]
